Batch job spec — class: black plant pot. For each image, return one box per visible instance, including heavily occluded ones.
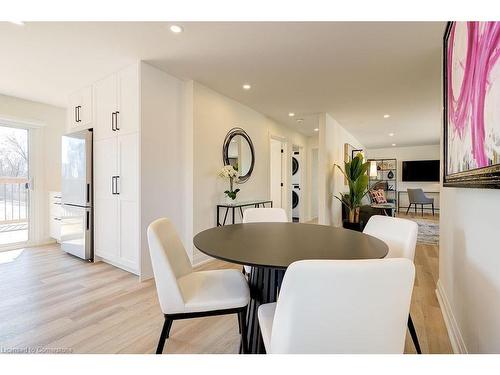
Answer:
[342,220,363,232]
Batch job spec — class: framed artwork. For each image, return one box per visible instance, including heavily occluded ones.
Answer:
[443,21,500,188]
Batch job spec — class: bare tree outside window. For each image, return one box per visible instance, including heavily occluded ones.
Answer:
[0,126,29,245]
[0,127,28,178]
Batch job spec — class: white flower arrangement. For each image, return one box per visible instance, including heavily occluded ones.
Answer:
[218,165,240,181]
[218,165,240,200]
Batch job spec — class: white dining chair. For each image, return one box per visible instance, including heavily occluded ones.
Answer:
[147,218,250,354]
[242,208,288,274]
[258,258,415,353]
[363,215,421,353]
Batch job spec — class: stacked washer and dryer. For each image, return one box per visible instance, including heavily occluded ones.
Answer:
[292,151,300,222]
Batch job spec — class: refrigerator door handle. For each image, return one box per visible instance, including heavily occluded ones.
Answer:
[86,210,90,231]
[86,183,90,203]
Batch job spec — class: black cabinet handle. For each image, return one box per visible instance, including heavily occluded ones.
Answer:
[115,176,120,195]
[76,106,82,123]
[115,111,120,131]
[75,106,78,123]
[111,176,115,194]
[111,112,116,131]
[86,183,90,203]
[86,211,90,230]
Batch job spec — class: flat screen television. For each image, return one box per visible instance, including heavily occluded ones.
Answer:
[402,160,440,182]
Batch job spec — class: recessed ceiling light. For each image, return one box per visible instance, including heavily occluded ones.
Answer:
[388,132,395,137]
[297,119,304,124]
[392,143,396,146]
[9,21,24,26]
[242,84,251,90]
[384,114,391,118]
[288,112,295,117]
[314,128,319,132]
[169,25,183,34]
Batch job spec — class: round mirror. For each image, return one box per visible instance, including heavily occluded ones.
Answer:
[222,128,255,183]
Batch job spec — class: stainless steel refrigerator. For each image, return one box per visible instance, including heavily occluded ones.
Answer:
[61,129,93,260]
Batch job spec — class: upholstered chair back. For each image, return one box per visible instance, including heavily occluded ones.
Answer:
[270,259,415,353]
[147,218,192,314]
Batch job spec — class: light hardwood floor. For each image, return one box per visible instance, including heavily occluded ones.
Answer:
[0,216,451,354]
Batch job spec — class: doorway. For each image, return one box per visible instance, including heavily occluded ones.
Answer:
[0,125,30,247]
[291,145,302,222]
[310,147,319,223]
[269,137,286,209]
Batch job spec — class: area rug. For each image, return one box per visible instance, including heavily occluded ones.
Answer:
[410,218,439,245]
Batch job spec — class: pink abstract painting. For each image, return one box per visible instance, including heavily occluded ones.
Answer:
[446,21,500,175]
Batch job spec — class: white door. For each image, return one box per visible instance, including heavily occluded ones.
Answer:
[93,138,118,260]
[117,133,138,201]
[94,74,118,141]
[116,65,139,135]
[78,86,93,126]
[116,133,139,271]
[68,86,92,129]
[270,138,284,208]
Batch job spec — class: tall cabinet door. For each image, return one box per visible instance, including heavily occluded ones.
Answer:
[116,65,139,135]
[93,138,119,260]
[94,74,118,141]
[117,133,139,271]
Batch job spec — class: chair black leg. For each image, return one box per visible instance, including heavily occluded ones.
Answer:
[406,204,411,215]
[238,308,248,354]
[237,311,242,334]
[432,203,435,216]
[421,204,424,216]
[156,317,173,354]
[407,314,422,354]
[414,204,417,214]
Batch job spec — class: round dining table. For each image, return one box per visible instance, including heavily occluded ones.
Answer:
[193,222,389,354]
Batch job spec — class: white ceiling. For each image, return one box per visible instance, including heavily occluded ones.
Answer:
[0,22,445,148]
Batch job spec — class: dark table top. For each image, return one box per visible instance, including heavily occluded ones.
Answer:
[193,223,388,269]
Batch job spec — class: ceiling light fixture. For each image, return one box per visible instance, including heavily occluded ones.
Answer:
[169,25,183,34]
[384,114,391,118]
[314,128,319,132]
[297,119,304,124]
[242,84,251,90]
[288,112,295,117]
[392,143,396,146]
[388,132,394,137]
[9,21,24,26]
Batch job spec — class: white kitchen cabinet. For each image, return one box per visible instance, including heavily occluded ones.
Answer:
[49,191,62,242]
[93,65,139,141]
[94,133,139,273]
[93,74,117,141]
[68,86,93,130]
[72,61,184,281]
[92,65,140,274]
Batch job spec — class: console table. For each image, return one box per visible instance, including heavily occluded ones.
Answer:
[397,191,440,213]
[216,200,273,226]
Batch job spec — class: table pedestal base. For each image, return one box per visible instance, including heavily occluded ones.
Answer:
[242,266,285,354]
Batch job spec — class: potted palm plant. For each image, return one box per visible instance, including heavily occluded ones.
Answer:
[334,153,370,231]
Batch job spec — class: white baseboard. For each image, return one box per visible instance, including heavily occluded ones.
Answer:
[436,279,468,354]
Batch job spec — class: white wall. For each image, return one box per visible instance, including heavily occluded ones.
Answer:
[366,144,441,209]
[139,62,189,278]
[438,187,500,353]
[318,113,363,226]
[0,94,66,246]
[191,82,311,264]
